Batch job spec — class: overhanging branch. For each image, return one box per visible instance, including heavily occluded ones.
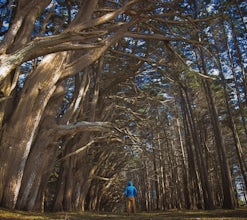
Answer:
[56,121,114,136]
[58,136,123,161]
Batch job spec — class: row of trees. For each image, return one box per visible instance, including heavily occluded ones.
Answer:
[0,0,246,212]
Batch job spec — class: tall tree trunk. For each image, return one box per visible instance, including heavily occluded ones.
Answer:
[152,147,160,210]
[215,43,247,198]
[198,49,236,209]
[144,160,151,211]
[16,83,65,211]
[222,17,247,136]
[157,132,166,210]
[183,85,215,209]
[228,16,247,105]
[63,158,73,211]
[179,86,202,209]
[0,53,66,209]
[80,165,98,211]
[176,116,190,209]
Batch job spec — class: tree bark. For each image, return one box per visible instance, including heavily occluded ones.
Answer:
[198,49,236,209]
[0,52,66,208]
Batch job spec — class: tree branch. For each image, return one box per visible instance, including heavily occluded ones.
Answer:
[56,121,114,136]
[125,32,210,46]
[58,136,123,161]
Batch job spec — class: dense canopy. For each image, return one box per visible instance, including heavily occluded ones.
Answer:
[0,0,246,212]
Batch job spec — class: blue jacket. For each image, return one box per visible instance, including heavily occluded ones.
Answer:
[124,181,137,197]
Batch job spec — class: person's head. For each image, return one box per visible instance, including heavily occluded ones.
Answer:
[128,181,133,186]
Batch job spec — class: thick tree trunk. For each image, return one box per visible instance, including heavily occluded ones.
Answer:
[16,82,66,211]
[0,53,65,209]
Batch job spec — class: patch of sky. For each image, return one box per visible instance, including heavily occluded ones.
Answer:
[230,95,241,110]
[129,121,135,127]
[136,70,168,92]
[109,0,119,4]
[239,0,247,8]
[173,16,183,21]
[63,77,75,103]
[183,49,196,61]
[160,92,173,100]
[238,36,247,56]
[155,7,164,14]
[17,61,34,88]
[239,88,247,102]
[206,4,214,13]
[136,39,146,47]
[32,20,43,37]
[125,48,132,53]
[237,30,247,41]
[0,1,12,34]
[123,37,133,43]
[135,52,146,58]
[48,0,56,8]
[237,186,247,204]
[186,60,193,66]
[1,20,9,33]
[208,69,219,76]
[234,66,244,80]
[228,89,239,107]
[204,26,214,38]
[206,58,217,70]
[206,1,219,15]
[221,63,233,79]
[135,73,152,87]
[18,74,26,89]
[161,0,173,2]
[243,16,247,24]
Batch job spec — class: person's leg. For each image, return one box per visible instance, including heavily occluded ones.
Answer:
[126,198,131,214]
[132,197,136,214]
[128,197,136,214]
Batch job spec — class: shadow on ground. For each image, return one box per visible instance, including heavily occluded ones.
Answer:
[0,207,247,219]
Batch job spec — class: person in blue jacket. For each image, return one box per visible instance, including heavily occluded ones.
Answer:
[124,181,137,214]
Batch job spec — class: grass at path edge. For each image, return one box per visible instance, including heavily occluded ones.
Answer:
[0,207,246,219]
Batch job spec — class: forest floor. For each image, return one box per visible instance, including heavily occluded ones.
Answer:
[0,207,247,220]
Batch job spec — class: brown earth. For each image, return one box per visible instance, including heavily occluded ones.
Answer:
[0,207,246,219]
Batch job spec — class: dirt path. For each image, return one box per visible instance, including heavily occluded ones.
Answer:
[0,207,247,219]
